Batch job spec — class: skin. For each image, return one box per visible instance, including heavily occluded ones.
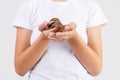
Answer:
[14,22,58,76]
[15,21,102,76]
[14,0,103,77]
[52,0,67,2]
[50,23,102,76]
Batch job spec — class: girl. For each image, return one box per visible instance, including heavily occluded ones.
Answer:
[12,0,108,80]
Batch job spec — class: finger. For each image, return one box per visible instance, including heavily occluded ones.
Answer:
[63,36,69,40]
[48,36,59,41]
[57,36,68,41]
[38,21,48,31]
[47,32,55,40]
[43,27,58,36]
[54,37,63,41]
[55,31,70,37]
[48,35,52,40]
[48,27,58,32]
[63,26,73,31]
[52,36,59,41]
[48,32,55,37]
[68,22,76,29]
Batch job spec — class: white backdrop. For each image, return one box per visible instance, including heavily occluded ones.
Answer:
[0,0,120,80]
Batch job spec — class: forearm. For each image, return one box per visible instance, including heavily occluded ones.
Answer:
[68,32,102,76]
[15,34,51,76]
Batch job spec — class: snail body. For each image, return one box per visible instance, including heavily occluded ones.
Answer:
[48,18,64,32]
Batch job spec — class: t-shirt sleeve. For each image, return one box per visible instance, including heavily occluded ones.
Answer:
[12,1,33,30]
[87,0,108,28]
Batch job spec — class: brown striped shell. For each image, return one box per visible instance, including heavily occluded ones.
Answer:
[48,18,64,32]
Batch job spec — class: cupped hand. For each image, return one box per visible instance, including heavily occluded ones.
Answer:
[53,22,77,41]
[38,21,58,39]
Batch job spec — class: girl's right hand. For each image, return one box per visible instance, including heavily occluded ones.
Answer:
[38,21,58,39]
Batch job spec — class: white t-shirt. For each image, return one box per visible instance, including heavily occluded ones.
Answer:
[12,0,108,80]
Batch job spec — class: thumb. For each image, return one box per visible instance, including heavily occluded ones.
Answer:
[48,27,59,32]
[38,21,48,31]
[69,22,76,29]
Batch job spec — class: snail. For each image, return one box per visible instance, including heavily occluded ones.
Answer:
[47,18,64,32]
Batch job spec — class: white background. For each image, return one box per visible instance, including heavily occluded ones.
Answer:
[0,0,120,80]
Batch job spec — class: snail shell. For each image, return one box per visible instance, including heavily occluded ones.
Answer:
[48,18,64,32]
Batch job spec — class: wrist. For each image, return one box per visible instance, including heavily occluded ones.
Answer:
[40,33,51,41]
[68,31,79,42]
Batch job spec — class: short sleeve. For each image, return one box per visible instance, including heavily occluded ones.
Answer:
[87,0,108,28]
[12,0,33,30]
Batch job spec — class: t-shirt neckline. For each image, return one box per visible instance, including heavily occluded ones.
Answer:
[48,0,72,6]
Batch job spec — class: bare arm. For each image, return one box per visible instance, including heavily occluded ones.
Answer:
[14,22,57,76]
[68,26,102,76]
[54,23,103,76]
[15,27,50,76]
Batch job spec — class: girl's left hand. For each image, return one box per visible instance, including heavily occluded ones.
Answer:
[49,22,77,41]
